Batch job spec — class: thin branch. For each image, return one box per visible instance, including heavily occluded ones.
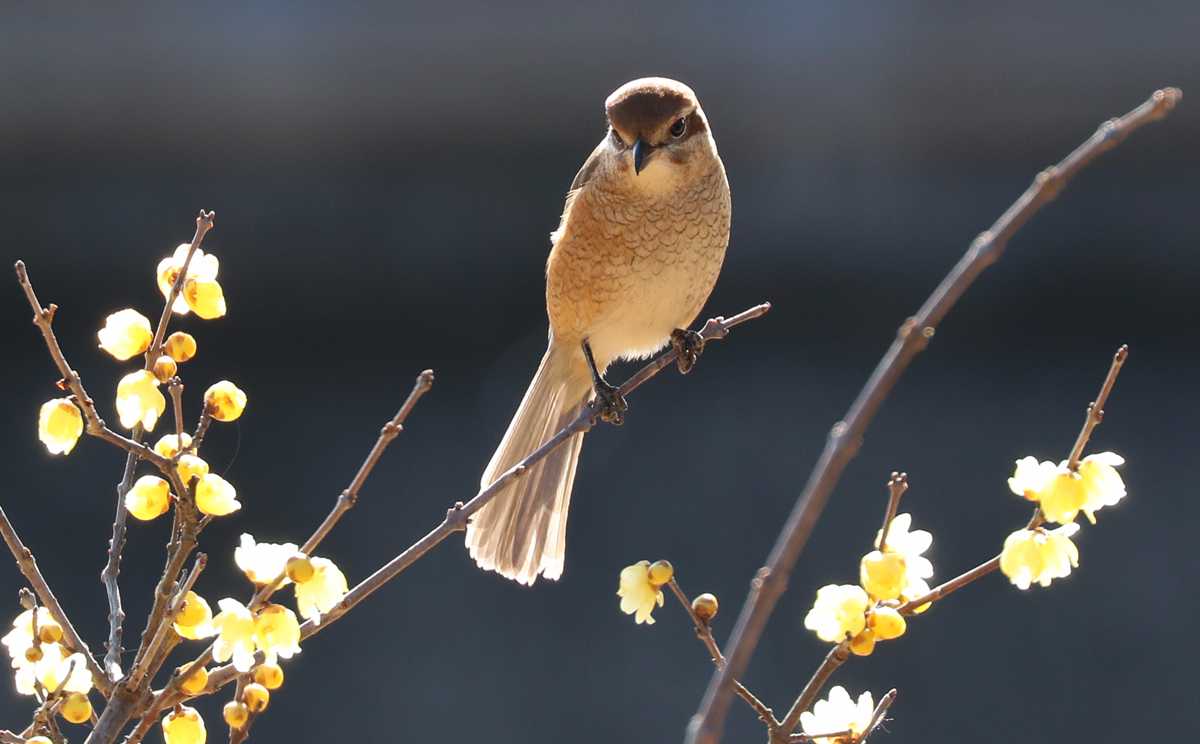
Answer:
[1066,344,1128,469]
[150,304,772,720]
[778,643,850,738]
[127,553,206,691]
[250,369,436,610]
[0,504,110,696]
[875,473,908,551]
[857,689,897,744]
[665,579,780,731]
[169,379,185,443]
[686,87,1182,744]
[897,556,998,615]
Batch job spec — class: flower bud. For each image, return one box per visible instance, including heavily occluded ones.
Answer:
[27,737,52,744]
[859,550,907,601]
[177,664,209,695]
[849,629,876,656]
[204,381,247,422]
[286,555,314,583]
[223,700,249,728]
[165,332,197,363]
[242,682,270,713]
[60,691,92,724]
[253,662,284,690]
[175,592,209,628]
[691,593,719,622]
[25,644,43,663]
[867,606,907,640]
[162,705,206,744]
[37,621,63,645]
[153,355,178,383]
[647,560,674,587]
[38,398,84,455]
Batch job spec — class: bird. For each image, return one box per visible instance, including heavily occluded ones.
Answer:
[466,77,731,584]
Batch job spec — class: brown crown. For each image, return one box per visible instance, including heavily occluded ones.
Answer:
[605,78,699,140]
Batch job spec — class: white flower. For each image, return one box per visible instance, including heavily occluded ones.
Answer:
[234,534,298,586]
[294,557,348,623]
[803,585,869,643]
[212,599,257,673]
[799,685,875,744]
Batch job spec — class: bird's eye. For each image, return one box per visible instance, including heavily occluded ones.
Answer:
[670,118,687,138]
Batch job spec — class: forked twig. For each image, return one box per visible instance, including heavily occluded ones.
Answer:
[687,88,1181,744]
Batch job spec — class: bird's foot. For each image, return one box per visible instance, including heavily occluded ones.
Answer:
[670,328,705,375]
[582,338,628,426]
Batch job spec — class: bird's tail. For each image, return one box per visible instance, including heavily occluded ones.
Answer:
[466,342,592,585]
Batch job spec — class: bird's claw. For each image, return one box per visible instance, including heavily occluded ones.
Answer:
[589,380,628,426]
[671,328,705,375]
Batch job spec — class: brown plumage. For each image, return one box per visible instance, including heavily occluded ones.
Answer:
[466,77,731,584]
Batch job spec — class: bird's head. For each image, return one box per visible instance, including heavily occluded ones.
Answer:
[605,77,715,187]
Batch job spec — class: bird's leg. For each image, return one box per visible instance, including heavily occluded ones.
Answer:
[670,328,706,375]
[582,338,627,426]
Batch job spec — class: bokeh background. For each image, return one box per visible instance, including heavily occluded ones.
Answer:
[1,3,1196,743]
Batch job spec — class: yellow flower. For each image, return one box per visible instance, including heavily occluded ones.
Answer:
[859,551,906,601]
[204,381,247,422]
[294,556,349,622]
[617,561,664,624]
[875,513,933,580]
[161,705,206,744]
[1076,452,1126,523]
[157,243,220,316]
[2,608,59,661]
[176,455,210,487]
[212,599,257,673]
[803,585,869,643]
[183,277,227,320]
[14,643,94,696]
[899,576,932,614]
[866,606,906,640]
[254,604,301,663]
[1037,470,1088,525]
[223,701,249,729]
[125,475,172,521]
[253,662,284,690]
[1000,524,1080,590]
[152,355,178,383]
[195,474,240,516]
[177,664,209,695]
[116,370,166,430]
[164,331,198,363]
[96,308,153,361]
[799,685,875,744]
[38,398,83,455]
[173,591,216,640]
[154,432,193,458]
[234,534,299,586]
[848,629,876,657]
[1007,456,1057,501]
[60,690,92,723]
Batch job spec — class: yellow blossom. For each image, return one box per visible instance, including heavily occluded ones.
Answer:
[176,455,210,487]
[173,591,215,640]
[223,701,249,729]
[294,557,349,623]
[153,355,178,383]
[2,608,59,661]
[1038,470,1088,524]
[617,561,664,624]
[162,705,206,744]
[803,585,869,643]
[38,398,83,455]
[1000,524,1080,590]
[97,308,153,361]
[183,277,227,319]
[14,643,94,696]
[27,737,51,744]
[899,576,932,614]
[254,604,301,663]
[154,432,193,458]
[848,629,876,657]
[1076,452,1126,523]
[799,685,875,744]
[692,593,719,622]
[204,381,246,422]
[195,474,240,516]
[242,682,270,713]
[212,599,257,673]
[165,331,198,363]
[60,691,92,723]
[873,512,934,598]
[859,551,906,601]
[157,243,219,316]
[1008,456,1058,501]
[125,475,172,521]
[234,534,299,586]
[867,606,907,640]
[177,664,209,695]
[116,370,166,430]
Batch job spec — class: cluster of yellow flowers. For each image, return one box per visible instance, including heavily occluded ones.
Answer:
[1,609,94,724]
[802,513,931,656]
[158,534,347,741]
[1000,452,1125,589]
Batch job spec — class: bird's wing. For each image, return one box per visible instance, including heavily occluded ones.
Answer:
[568,139,606,193]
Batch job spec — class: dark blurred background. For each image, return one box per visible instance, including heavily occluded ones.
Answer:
[1,2,1196,742]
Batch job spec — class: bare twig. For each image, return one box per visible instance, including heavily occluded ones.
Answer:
[686,88,1181,744]
[858,689,897,744]
[147,304,772,724]
[778,643,850,738]
[127,554,207,691]
[1066,345,1128,470]
[0,504,109,696]
[188,411,213,454]
[875,473,908,551]
[169,379,185,444]
[250,370,436,610]
[665,579,779,731]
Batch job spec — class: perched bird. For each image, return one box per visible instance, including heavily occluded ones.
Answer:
[466,77,731,584]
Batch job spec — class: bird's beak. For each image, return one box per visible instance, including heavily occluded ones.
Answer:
[632,138,650,175]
